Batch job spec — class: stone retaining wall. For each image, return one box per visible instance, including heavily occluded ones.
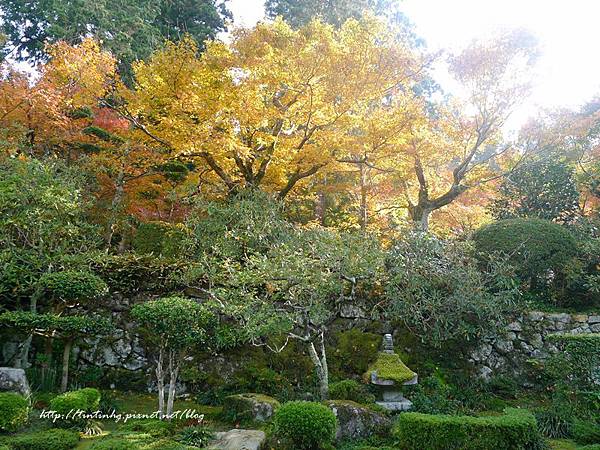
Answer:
[469,311,600,380]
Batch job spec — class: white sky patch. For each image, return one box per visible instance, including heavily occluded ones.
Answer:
[227,0,600,132]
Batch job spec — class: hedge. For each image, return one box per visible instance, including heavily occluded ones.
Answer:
[6,429,79,450]
[393,408,544,450]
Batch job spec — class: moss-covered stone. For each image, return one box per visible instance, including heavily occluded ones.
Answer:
[324,400,391,441]
[222,393,280,424]
[363,352,416,384]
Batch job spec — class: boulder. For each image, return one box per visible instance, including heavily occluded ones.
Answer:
[207,429,266,450]
[325,400,391,441]
[222,393,280,423]
[0,367,31,397]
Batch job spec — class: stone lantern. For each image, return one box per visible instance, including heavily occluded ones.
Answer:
[365,334,417,411]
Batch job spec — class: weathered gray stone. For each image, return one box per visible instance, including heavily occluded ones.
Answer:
[588,315,600,324]
[208,429,266,450]
[527,311,544,321]
[573,314,588,323]
[507,321,523,332]
[326,400,391,440]
[494,339,514,354]
[549,313,571,323]
[0,367,30,397]
[590,323,600,333]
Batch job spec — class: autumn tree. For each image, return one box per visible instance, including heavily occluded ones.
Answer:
[397,29,539,230]
[121,16,423,199]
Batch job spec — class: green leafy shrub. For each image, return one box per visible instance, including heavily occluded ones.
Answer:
[0,392,29,432]
[6,429,79,450]
[473,218,578,295]
[78,388,101,410]
[330,330,381,378]
[535,405,572,438]
[39,270,108,303]
[385,233,518,346]
[175,425,214,447]
[132,221,189,257]
[273,401,337,449]
[88,438,135,450]
[120,419,176,437]
[407,376,460,415]
[329,380,375,404]
[572,419,600,445]
[393,408,544,450]
[49,390,90,415]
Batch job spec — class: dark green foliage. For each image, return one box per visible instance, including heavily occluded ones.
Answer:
[490,158,580,224]
[1,0,231,80]
[83,126,125,144]
[0,158,100,301]
[546,334,600,415]
[473,218,578,294]
[265,0,399,28]
[407,376,461,415]
[175,425,214,447]
[385,232,518,346]
[572,419,600,444]
[88,253,188,295]
[38,270,108,303]
[535,400,573,438]
[120,419,176,437]
[88,438,136,450]
[393,408,544,450]
[329,380,375,404]
[0,312,111,338]
[132,221,188,257]
[0,393,28,432]
[6,429,79,450]
[329,330,381,378]
[273,401,337,449]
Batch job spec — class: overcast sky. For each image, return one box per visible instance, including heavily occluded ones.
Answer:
[227,0,600,132]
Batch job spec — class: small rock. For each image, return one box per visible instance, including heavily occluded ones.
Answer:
[325,400,391,440]
[588,315,600,324]
[573,314,588,323]
[507,321,523,332]
[207,429,266,450]
[590,323,600,333]
[548,313,571,323]
[479,366,493,380]
[222,393,280,423]
[527,311,544,322]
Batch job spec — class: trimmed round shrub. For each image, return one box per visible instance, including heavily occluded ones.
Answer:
[78,388,101,410]
[0,392,29,432]
[7,429,79,450]
[39,270,108,302]
[273,401,337,449]
[49,390,89,416]
[473,218,578,286]
[329,380,375,404]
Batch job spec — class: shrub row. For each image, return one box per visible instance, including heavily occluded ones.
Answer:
[393,408,544,450]
[5,429,79,450]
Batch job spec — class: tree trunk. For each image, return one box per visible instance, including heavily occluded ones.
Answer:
[60,338,73,392]
[307,332,329,400]
[359,163,368,232]
[166,351,180,417]
[15,289,41,369]
[156,348,165,419]
[408,204,431,231]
